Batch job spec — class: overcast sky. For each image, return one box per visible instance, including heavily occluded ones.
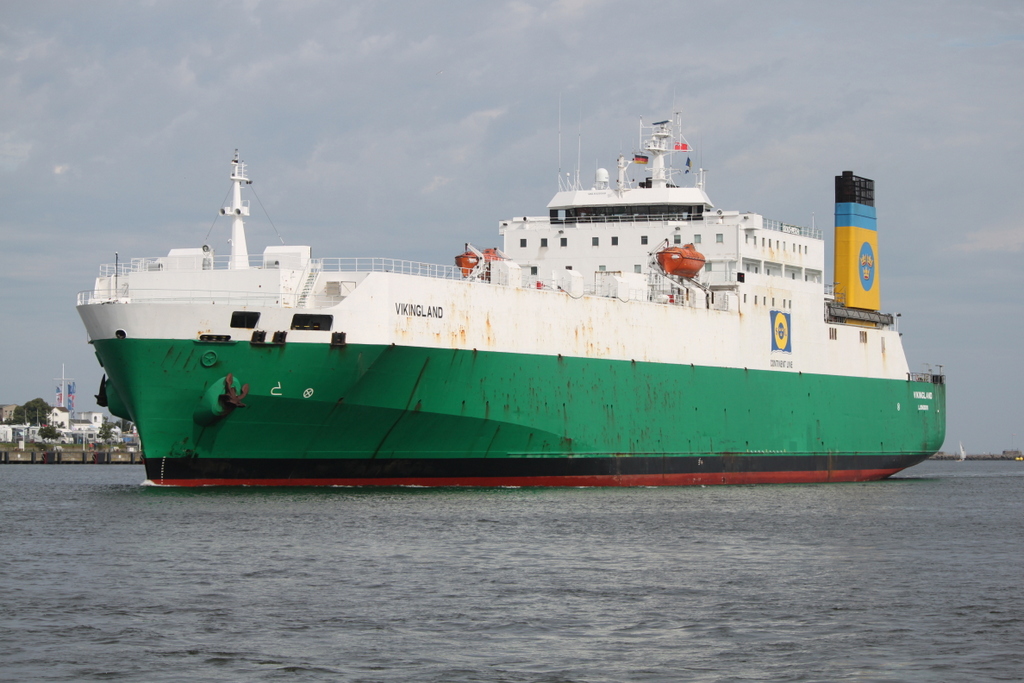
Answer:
[2,0,1022,453]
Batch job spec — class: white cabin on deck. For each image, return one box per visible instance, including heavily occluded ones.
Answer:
[500,195,825,292]
[499,116,826,316]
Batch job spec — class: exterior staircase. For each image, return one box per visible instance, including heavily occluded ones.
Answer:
[296,261,321,308]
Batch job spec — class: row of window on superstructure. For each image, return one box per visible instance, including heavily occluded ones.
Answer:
[741,294,793,308]
[549,205,706,224]
[742,259,822,282]
[519,233,725,248]
[519,233,808,252]
[745,234,807,254]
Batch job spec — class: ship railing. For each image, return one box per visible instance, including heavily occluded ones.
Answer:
[77,289,293,306]
[552,212,705,226]
[908,372,945,384]
[314,258,463,280]
[98,256,466,280]
[518,275,716,308]
[646,276,732,309]
[762,218,822,240]
[98,254,266,275]
[518,275,596,295]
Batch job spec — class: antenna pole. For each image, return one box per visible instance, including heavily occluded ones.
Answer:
[557,94,562,188]
[698,135,705,190]
[576,105,582,190]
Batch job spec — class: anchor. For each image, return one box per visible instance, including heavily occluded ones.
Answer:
[194,373,250,426]
[219,372,250,410]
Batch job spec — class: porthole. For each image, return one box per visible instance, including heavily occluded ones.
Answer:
[115,329,127,339]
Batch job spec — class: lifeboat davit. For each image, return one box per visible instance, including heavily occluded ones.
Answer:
[656,244,705,279]
[455,248,504,277]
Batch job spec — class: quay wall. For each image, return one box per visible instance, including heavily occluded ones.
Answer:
[0,450,142,464]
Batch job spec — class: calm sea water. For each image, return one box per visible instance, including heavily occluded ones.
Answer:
[1,460,1022,682]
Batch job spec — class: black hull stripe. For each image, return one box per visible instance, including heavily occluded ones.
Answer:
[147,453,932,485]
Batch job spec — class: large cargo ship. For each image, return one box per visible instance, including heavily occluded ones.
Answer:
[77,116,945,486]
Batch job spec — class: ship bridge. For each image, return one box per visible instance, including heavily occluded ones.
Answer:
[547,186,713,225]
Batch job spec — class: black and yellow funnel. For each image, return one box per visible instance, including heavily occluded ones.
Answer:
[834,171,879,311]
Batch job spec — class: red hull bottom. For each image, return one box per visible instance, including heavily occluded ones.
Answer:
[151,468,905,487]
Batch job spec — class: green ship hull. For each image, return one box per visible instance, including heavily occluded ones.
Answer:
[94,337,946,486]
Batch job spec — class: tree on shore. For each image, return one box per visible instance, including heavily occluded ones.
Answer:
[38,425,61,442]
[98,420,116,444]
[4,398,54,425]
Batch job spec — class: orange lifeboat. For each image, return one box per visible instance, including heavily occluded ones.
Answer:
[455,250,480,277]
[656,244,705,279]
[455,247,504,277]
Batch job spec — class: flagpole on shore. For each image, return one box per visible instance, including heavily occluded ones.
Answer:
[53,364,76,421]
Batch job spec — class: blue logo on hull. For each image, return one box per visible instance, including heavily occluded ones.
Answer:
[771,311,791,353]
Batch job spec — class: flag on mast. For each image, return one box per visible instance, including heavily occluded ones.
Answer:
[56,384,63,408]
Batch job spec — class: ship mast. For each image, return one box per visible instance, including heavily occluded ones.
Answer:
[644,119,673,189]
[222,150,252,269]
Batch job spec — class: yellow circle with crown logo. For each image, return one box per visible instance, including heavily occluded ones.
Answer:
[773,311,789,350]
